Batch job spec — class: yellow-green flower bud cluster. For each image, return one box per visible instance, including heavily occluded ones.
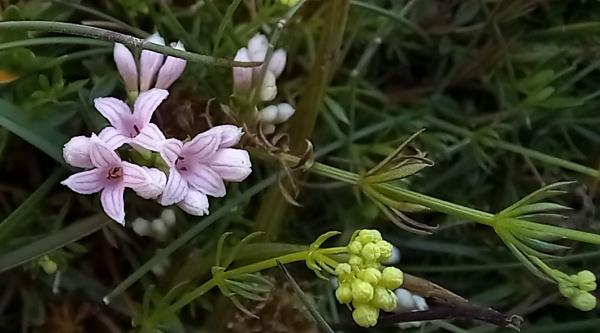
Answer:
[558,270,598,311]
[335,229,404,327]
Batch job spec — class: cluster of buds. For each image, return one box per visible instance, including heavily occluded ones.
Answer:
[61,34,252,225]
[233,33,296,135]
[131,209,177,241]
[233,33,286,101]
[335,229,404,327]
[558,270,598,311]
[257,103,295,134]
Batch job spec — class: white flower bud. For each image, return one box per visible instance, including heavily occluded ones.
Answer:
[258,105,279,123]
[63,136,93,168]
[274,103,295,123]
[160,209,176,227]
[259,70,277,101]
[268,49,287,77]
[131,217,152,236]
[151,219,168,240]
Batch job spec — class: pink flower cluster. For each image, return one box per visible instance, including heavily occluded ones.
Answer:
[61,34,252,225]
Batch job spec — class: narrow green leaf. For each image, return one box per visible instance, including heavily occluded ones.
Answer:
[364,162,430,183]
[0,98,68,163]
[324,96,350,125]
[508,202,571,218]
[0,168,65,243]
[0,214,108,272]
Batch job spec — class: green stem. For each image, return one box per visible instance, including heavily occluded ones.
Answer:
[0,37,110,51]
[0,21,259,67]
[170,245,348,310]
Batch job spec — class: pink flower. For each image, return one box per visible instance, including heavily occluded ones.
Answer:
[113,33,187,92]
[61,135,158,224]
[94,88,169,151]
[158,125,251,215]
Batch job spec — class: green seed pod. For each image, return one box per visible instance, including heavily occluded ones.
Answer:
[360,267,381,285]
[570,291,597,311]
[351,279,374,303]
[352,304,379,328]
[336,283,353,304]
[372,286,397,312]
[361,243,381,263]
[381,267,404,289]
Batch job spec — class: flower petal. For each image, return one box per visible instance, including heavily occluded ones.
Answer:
[94,97,132,133]
[200,125,243,148]
[133,88,169,127]
[247,33,268,61]
[268,49,286,78]
[61,169,104,194]
[132,167,166,199]
[187,164,226,197]
[133,123,166,152]
[140,33,166,91]
[98,126,130,150]
[160,138,183,166]
[89,135,121,168]
[159,168,189,205]
[113,43,138,91]
[209,148,252,182]
[63,136,93,168]
[101,185,126,224]
[259,70,277,101]
[122,161,151,188]
[232,47,253,94]
[183,132,220,161]
[274,103,295,124]
[177,189,209,216]
[155,41,186,89]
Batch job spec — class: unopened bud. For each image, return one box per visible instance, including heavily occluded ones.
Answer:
[360,267,381,285]
[358,229,382,244]
[381,267,404,289]
[352,304,379,327]
[132,217,152,236]
[160,209,176,227]
[361,243,381,262]
[372,286,397,312]
[335,283,353,304]
[351,279,374,303]
[571,291,597,311]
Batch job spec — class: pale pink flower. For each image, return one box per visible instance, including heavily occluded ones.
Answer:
[61,135,157,224]
[158,125,251,215]
[94,88,169,151]
[113,33,187,92]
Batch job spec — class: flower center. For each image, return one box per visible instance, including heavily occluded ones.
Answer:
[175,156,188,172]
[129,124,141,138]
[106,166,123,180]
